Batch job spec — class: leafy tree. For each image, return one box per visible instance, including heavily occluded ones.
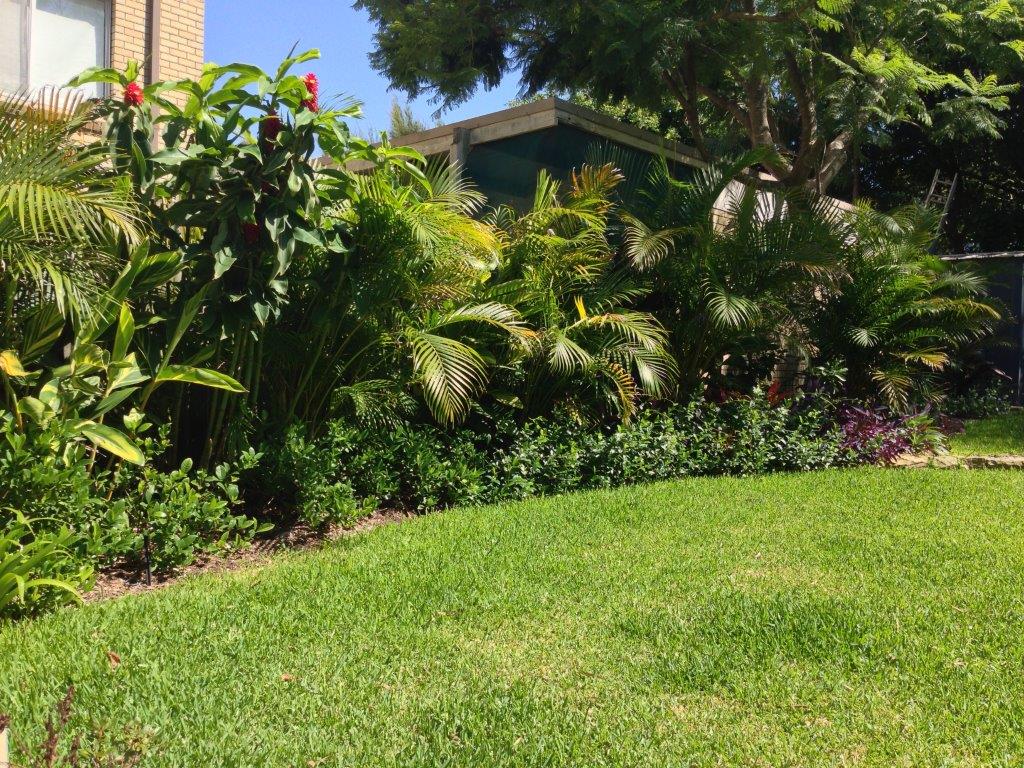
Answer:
[388,98,429,138]
[357,0,1024,191]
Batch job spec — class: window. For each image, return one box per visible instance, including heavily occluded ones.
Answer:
[0,0,109,98]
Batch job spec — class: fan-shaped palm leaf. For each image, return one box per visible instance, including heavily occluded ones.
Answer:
[0,89,144,323]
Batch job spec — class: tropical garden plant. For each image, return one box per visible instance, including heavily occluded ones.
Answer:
[263,156,529,433]
[486,164,676,419]
[0,43,1006,623]
[0,89,142,337]
[623,153,845,395]
[0,515,90,620]
[807,204,1002,409]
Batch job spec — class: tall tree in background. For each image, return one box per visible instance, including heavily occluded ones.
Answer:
[388,98,429,139]
[356,0,1024,192]
[859,90,1024,252]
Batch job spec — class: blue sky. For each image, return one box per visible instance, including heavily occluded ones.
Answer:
[205,0,520,135]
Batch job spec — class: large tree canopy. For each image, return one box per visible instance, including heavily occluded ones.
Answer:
[356,0,1024,191]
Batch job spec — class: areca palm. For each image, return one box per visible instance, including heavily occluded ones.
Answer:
[0,89,143,352]
[809,204,1001,410]
[264,157,529,430]
[487,165,675,420]
[623,154,843,394]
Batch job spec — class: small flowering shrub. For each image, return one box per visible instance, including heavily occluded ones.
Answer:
[68,51,377,466]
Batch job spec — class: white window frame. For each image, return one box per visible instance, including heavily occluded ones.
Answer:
[5,0,111,97]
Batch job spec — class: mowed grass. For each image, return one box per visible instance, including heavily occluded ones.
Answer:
[949,410,1024,455]
[3,469,1024,767]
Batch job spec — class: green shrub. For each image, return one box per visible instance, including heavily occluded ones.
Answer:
[255,395,848,522]
[256,422,483,525]
[944,382,1014,419]
[253,426,364,528]
[110,449,267,572]
[1,412,267,575]
[0,517,92,621]
[0,414,135,564]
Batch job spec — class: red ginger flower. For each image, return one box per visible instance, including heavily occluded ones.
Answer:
[262,111,283,145]
[123,81,144,106]
[301,73,319,112]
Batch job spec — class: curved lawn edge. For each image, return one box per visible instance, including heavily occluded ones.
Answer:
[3,468,1024,767]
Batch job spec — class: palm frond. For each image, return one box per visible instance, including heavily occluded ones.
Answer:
[0,88,145,320]
[405,329,489,425]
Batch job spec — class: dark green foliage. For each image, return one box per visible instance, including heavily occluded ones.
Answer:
[253,394,847,522]
[482,399,845,499]
[944,381,1015,418]
[624,153,845,394]
[807,205,1002,409]
[357,0,1022,191]
[0,413,266,604]
[108,430,267,571]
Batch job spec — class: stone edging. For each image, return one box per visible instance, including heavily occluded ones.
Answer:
[894,453,1024,469]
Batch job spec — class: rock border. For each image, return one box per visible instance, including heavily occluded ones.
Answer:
[894,453,1024,469]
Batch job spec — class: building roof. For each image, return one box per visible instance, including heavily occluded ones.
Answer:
[389,97,706,168]
[328,96,855,216]
[330,97,708,173]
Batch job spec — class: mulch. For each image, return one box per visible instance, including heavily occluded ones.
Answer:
[83,509,414,603]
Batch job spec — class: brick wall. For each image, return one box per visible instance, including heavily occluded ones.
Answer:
[111,0,205,87]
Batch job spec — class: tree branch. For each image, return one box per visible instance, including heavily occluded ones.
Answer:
[816,129,854,193]
[662,68,710,160]
[709,0,817,25]
[695,83,750,133]
[784,47,817,153]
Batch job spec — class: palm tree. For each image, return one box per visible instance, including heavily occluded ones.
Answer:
[486,165,676,420]
[0,89,143,356]
[622,154,843,395]
[808,204,1001,410]
[264,159,530,432]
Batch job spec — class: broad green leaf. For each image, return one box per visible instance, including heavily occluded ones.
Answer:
[108,354,149,392]
[292,227,324,247]
[154,365,247,393]
[113,303,135,361]
[15,396,47,424]
[67,66,125,87]
[77,422,146,465]
[93,387,140,417]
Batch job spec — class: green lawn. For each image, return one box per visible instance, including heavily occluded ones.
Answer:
[3,469,1024,767]
[948,410,1024,455]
